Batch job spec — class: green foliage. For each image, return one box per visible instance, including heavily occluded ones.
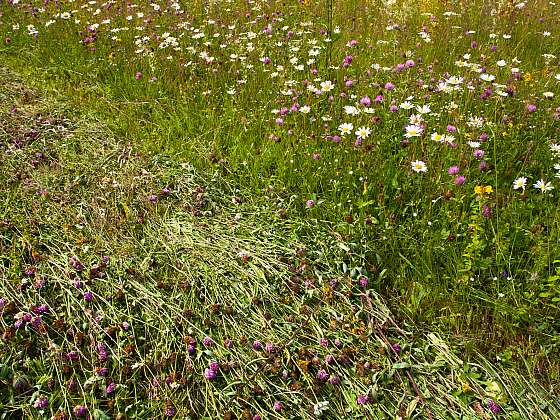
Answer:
[0,0,559,416]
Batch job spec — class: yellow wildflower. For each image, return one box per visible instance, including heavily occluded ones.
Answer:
[475,185,493,195]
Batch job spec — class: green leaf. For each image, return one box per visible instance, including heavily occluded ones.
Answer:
[93,409,111,420]
[392,362,411,369]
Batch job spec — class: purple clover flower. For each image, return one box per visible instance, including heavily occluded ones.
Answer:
[357,394,369,405]
[455,175,466,186]
[316,369,330,381]
[106,382,116,394]
[33,395,48,409]
[448,166,459,175]
[487,399,503,414]
[329,374,340,385]
[204,368,217,381]
[73,405,87,418]
[358,275,368,288]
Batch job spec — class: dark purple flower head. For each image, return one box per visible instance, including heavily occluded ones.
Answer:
[329,374,340,385]
[96,367,109,377]
[106,382,116,394]
[73,405,87,418]
[209,360,219,371]
[31,316,42,328]
[358,275,368,288]
[487,399,502,414]
[164,401,176,417]
[204,368,217,381]
[36,304,50,314]
[66,351,79,362]
[253,415,262,420]
[83,291,93,302]
[391,343,402,354]
[135,72,143,80]
[334,338,342,348]
[325,354,335,365]
[482,205,492,220]
[357,394,369,405]
[319,338,329,347]
[97,343,108,362]
[33,395,48,409]
[70,256,85,271]
[265,342,275,353]
[316,369,329,381]
[252,340,262,350]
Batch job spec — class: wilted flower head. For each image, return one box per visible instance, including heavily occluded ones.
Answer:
[487,399,502,414]
[73,405,87,418]
[33,395,48,409]
[316,369,329,381]
[357,394,369,405]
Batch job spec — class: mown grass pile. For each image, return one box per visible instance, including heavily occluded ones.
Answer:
[0,0,559,418]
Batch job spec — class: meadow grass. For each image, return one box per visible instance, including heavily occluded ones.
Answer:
[0,0,560,418]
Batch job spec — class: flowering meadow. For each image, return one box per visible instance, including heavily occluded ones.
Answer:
[1,0,560,418]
